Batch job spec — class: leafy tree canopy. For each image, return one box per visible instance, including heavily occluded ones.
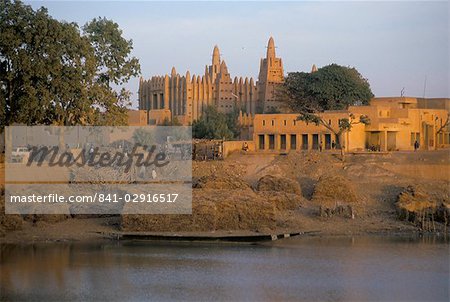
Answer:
[192,106,240,140]
[83,17,140,87]
[283,64,374,113]
[161,117,182,126]
[0,1,140,127]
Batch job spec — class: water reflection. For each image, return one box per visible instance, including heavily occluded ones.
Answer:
[1,236,449,301]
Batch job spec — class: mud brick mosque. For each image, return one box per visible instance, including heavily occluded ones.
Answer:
[133,37,450,153]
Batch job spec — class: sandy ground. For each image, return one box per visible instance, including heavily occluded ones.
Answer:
[1,150,449,243]
[1,215,420,244]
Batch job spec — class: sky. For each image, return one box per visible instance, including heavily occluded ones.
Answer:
[26,1,449,107]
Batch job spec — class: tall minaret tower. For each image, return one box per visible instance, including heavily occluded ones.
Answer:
[257,36,284,113]
[208,45,221,83]
[267,36,276,59]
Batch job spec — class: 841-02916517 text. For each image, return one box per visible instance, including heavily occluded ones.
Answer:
[9,193,179,203]
[98,193,179,203]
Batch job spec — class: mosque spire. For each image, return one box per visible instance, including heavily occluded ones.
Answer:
[220,60,228,73]
[266,36,276,58]
[212,45,220,66]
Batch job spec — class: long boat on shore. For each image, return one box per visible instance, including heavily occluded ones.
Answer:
[101,231,321,242]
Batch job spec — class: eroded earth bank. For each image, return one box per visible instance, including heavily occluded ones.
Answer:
[1,151,449,242]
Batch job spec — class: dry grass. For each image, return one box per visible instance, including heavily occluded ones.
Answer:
[396,185,437,212]
[396,185,449,229]
[312,175,359,206]
[121,189,277,232]
[256,175,301,195]
[122,167,305,232]
[311,174,360,218]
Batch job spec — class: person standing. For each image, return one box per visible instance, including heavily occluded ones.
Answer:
[89,145,95,161]
[242,142,249,152]
[139,165,146,178]
[340,144,345,162]
[414,140,420,151]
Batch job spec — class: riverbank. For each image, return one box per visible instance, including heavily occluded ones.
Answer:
[1,150,449,243]
[0,215,432,244]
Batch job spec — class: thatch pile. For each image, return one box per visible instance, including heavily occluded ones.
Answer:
[122,161,305,232]
[121,189,277,232]
[396,185,449,230]
[312,175,359,218]
[397,185,434,212]
[260,192,302,211]
[313,175,358,204]
[256,175,301,195]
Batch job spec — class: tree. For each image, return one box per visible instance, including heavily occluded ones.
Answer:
[0,2,141,127]
[282,64,373,150]
[283,64,374,112]
[0,0,96,126]
[192,106,237,140]
[83,17,140,87]
[435,114,449,148]
[160,116,182,126]
[82,17,140,126]
[225,108,242,139]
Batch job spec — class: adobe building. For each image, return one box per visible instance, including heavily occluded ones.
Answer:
[135,37,449,153]
[138,37,284,125]
[257,37,285,113]
[127,110,148,126]
[252,97,450,152]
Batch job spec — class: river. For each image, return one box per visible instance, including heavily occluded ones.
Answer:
[1,235,448,301]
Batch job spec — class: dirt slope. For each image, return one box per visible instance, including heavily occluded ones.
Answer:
[1,150,449,242]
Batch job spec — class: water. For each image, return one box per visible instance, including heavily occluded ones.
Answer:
[1,236,448,301]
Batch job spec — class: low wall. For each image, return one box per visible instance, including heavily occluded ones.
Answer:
[383,163,450,181]
[223,141,256,158]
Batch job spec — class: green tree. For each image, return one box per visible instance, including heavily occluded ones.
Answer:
[192,106,237,140]
[83,17,140,87]
[225,108,242,139]
[283,64,374,112]
[160,116,182,126]
[282,64,373,149]
[83,17,140,126]
[0,0,96,126]
[0,2,141,127]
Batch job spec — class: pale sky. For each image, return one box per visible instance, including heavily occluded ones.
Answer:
[27,1,449,107]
